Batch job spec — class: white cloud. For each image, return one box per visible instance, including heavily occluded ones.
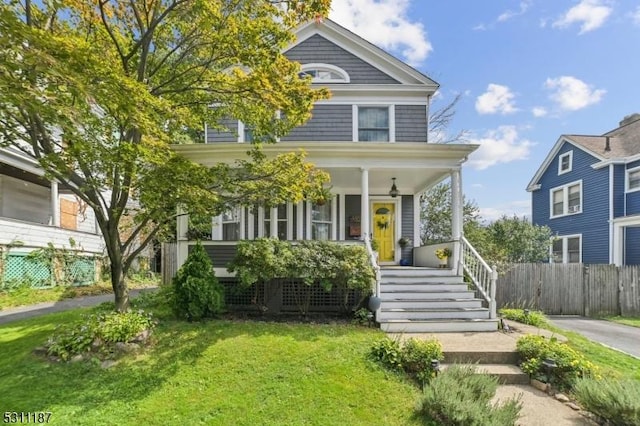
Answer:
[632,6,640,25]
[471,183,484,189]
[475,84,518,115]
[329,0,432,65]
[532,107,548,117]
[468,126,533,170]
[497,1,532,22]
[544,76,606,111]
[552,0,612,34]
[479,200,532,223]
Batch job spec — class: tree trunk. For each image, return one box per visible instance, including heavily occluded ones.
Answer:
[111,258,130,312]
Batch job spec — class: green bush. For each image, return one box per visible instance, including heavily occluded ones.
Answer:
[573,377,640,426]
[516,335,597,390]
[228,239,375,314]
[228,238,293,287]
[370,337,443,385]
[499,308,547,327]
[418,364,522,426]
[401,338,443,385]
[370,337,404,372]
[171,242,224,321]
[46,310,155,361]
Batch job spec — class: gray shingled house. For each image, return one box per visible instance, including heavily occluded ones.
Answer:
[173,19,498,332]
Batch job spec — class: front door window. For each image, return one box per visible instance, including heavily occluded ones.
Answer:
[373,202,395,262]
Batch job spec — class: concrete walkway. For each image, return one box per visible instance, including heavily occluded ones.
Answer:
[549,316,640,359]
[394,324,595,425]
[0,288,156,325]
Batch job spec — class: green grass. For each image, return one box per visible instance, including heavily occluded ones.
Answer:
[0,276,158,310]
[602,316,640,328]
[0,311,421,425]
[535,323,640,382]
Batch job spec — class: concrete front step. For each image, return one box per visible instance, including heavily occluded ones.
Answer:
[380,267,455,277]
[379,318,499,333]
[444,350,520,365]
[382,298,484,309]
[379,307,490,320]
[440,364,529,385]
[381,282,469,291]
[380,275,463,284]
[380,290,475,300]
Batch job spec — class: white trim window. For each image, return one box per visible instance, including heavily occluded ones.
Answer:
[222,207,241,241]
[264,205,288,240]
[626,166,640,192]
[355,106,394,142]
[299,63,350,83]
[311,200,332,240]
[550,180,582,218]
[552,235,581,263]
[558,151,572,175]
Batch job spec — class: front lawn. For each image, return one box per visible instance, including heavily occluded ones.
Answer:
[0,311,420,425]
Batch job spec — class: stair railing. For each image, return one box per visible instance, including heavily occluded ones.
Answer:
[459,236,497,319]
[364,236,381,298]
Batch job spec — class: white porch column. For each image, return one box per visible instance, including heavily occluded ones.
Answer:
[451,169,463,268]
[331,195,337,240]
[270,206,278,238]
[176,205,189,268]
[50,180,60,227]
[339,193,346,240]
[413,193,420,248]
[296,201,304,240]
[361,168,370,241]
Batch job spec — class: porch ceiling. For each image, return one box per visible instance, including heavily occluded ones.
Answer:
[174,142,478,194]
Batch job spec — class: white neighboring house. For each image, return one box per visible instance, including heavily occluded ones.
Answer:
[0,147,104,285]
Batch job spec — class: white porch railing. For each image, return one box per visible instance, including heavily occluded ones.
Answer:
[364,236,381,298]
[459,236,497,319]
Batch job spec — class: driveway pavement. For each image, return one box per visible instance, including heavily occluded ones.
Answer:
[0,288,156,325]
[548,316,640,359]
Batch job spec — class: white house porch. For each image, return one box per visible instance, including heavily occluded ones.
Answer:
[173,142,475,269]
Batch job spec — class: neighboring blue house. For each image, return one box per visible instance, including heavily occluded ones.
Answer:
[528,114,640,265]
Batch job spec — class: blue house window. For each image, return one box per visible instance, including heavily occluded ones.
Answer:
[558,151,572,175]
[552,235,581,263]
[550,181,582,218]
[627,167,640,192]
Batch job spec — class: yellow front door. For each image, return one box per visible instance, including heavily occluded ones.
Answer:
[373,202,395,262]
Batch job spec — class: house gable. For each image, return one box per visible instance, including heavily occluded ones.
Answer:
[527,137,604,192]
[531,140,610,264]
[289,19,438,88]
[285,34,399,84]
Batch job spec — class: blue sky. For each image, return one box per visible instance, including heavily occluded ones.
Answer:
[329,0,640,221]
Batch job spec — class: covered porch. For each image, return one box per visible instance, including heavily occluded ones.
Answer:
[174,141,475,272]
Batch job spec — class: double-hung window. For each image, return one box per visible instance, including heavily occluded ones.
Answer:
[627,167,640,192]
[222,207,240,241]
[263,205,288,240]
[357,106,393,142]
[311,200,332,240]
[550,181,582,217]
[552,235,581,263]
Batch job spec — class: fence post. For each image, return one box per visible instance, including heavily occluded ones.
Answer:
[583,265,589,317]
[490,265,498,319]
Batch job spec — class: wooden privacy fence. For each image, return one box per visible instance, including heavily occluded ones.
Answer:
[161,243,177,285]
[496,263,640,317]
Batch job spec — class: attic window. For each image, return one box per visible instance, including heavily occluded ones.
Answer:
[299,63,349,83]
[558,151,572,175]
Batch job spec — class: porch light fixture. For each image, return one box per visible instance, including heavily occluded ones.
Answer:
[389,177,399,198]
